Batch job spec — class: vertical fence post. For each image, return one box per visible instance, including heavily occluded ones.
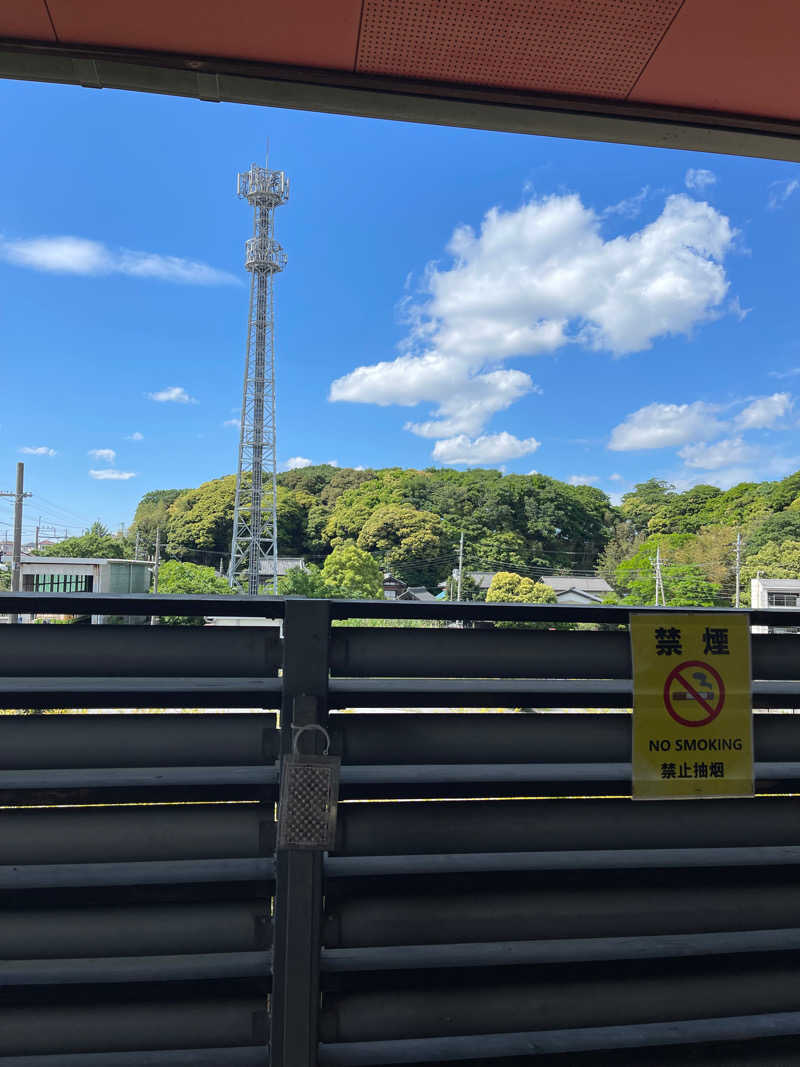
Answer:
[271,597,331,1067]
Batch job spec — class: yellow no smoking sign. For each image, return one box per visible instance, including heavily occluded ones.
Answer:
[631,613,753,800]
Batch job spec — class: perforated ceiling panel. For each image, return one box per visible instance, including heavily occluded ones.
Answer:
[356,0,683,99]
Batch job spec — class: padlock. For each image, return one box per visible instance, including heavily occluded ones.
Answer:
[276,723,340,851]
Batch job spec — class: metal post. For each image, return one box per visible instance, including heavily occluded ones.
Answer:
[456,530,464,602]
[271,598,330,1067]
[11,462,24,593]
[735,530,742,608]
[150,527,161,626]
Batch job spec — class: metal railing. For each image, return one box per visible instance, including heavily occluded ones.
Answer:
[2,593,800,1065]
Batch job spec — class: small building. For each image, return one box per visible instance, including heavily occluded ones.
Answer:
[16,554,152,624]
[383,573,407,599]
[750,577,800,633]
[399,585,438,602]
[440,570,498,594]
[540,575,613,604]
[258,556,307,582]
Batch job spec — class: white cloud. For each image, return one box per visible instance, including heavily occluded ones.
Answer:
[769,367,800,380]
[126,431,144,441]
[569,474,599,485]
[433,432,540,466]
[609,472,623,481]
[685,168,717,192]
[89,469,136,480]
[609,401,725,451]
[734,392,792,430]
[0,234,239,285]
[604,186,649,218]
[404,370,537,438]
[285,456,313,470]
[147,386,197,404]
[88,448,116,463]
[679,437,757,470]
[326,460,340,467]
[19,446,56,456]
[330,191,735,458]
[677,452,800,491]
[728,296,751,322]
[223,418,241,429]
[768,179,799,210]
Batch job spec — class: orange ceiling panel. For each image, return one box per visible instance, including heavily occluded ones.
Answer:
[46,0,362,71]
[356,0,683,98]
[0,2,56,42]
[632,0,800,121]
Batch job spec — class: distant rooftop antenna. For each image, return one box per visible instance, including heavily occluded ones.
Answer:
[228,155,289,595]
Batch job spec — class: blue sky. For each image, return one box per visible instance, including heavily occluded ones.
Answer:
[1,77,800,541]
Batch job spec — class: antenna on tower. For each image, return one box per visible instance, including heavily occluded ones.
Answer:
[228,155,289,596]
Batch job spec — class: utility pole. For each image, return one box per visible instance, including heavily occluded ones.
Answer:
[653,544,666,607]
[456,530,465,601]
[0,463,32,594]
[134,528,140,560]
[150,527,161,627]
[35,516,41,552]
[735,530,742,608]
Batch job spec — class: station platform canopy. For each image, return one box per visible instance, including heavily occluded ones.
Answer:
[2,0,800,161]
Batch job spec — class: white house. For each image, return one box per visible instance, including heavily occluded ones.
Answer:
[11,554,152,624]
[750,577,800,633]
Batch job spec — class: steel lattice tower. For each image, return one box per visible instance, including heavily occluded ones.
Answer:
[229,160,289,595]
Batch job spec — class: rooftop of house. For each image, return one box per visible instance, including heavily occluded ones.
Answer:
[400,586,438,602]
[19,555,150,567]
[554,587,603,603]
[541,575,613,593]
[258,556,307,576]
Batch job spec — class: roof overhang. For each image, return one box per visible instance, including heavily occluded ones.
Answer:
[3,1,800,161]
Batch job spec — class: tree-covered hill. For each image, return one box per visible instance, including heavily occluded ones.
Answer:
[125,465,800,605]
[131,466,617,588]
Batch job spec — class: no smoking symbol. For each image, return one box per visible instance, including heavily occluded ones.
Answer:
[663,660,725,728]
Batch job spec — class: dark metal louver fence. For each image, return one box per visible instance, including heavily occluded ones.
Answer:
[3,592,800,1064]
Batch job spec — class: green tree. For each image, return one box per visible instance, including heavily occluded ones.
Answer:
[131,489,185,554]
[155,559,232,625]
[321,541,383,599]
[0,565,9,591]
[444,572,485,601]
[745,512,800,557]
[357,504,449,588]
[615,535,720,606]
[485,570,558,629]
[648,484,723,535]
[167,476,236,562]
[472,531,529,572]
[620,479,675,533]
[741,540,800,584]
[278,564,328,598]
[38,521,130,559]
[485,571,557,604]
[597,522,642,588]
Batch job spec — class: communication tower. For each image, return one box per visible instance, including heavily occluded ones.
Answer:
[229,159,289,594]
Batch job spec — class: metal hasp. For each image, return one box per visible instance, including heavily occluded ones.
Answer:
[229,159,289,596]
